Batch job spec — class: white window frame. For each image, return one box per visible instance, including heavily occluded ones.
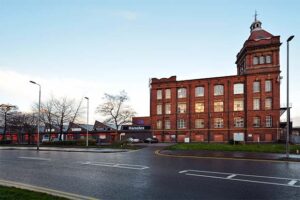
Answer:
[266,116,272,127]
[156,120,162,129]
[265,80,272,92]
[165,103,171,114]
[265,98,272,110]
[165,89,171,99]
[165,120,171,129]
[214,118,224,128]
[234,83,244,94]
[234,99,244,111]
[234,117,244,128]
[266,55,272,64]
[195,102,204,113]
[195,119,205,129]
[177,119,186,129]
[253,117,261,127]
[253,57,258,65]
[157,90,162,100]
[214,85,224,96]
[195,86,204,97]
[253,81,260,93]
[157,104,162,115]
[214,101,224,112]
[177,103,187,113]
[253,98,260,110]
[177,88,187,98]
[259,56,265,64]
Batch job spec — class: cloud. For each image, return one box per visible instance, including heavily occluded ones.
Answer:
[0,69,107,123]
[114,11,138,21]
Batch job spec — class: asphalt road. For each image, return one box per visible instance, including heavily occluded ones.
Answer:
[1,145,300,200]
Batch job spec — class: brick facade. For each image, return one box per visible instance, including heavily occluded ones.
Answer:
[150,18,281,143]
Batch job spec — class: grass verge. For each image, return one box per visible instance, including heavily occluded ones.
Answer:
[0,185,68,200]
[165,143,300,154]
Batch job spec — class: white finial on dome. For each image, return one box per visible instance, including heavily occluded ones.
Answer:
[250,11,262,32]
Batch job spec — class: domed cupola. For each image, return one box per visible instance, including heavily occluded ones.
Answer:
[250,12,262,32]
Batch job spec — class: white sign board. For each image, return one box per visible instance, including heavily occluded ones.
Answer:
[234,133,244,141]
[71,128,82,132]
[99,135,106,139]
[184,137,190,143]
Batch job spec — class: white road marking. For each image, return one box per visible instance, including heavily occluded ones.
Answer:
[18,157,51,161]
[81,161,149,170]
[288,180,297,186]
[227,174,236,179]
[179,170,300,188]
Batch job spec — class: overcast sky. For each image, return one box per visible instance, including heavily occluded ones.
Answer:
[0,0,299,125]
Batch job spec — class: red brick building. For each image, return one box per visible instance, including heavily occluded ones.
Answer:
[150,18,281,143]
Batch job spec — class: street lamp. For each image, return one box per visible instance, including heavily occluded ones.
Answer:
[286,35,294,159]
[30,80,41,151]
[84,97,89,147]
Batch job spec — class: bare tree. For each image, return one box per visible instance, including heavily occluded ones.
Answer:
[96,91,136,133]
[52,97,83,140]
[0,104,18,141]
[10,112,38,144]
[32,96,83,141]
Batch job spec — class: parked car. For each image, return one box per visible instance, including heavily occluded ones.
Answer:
[144,138,159,143]
[42,135,50,143]
[51,138,60,142]
[127,137,140,143]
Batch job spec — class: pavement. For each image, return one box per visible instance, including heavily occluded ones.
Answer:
[1,145,300,162]
[0,146,129,153]
[158,149,300,162]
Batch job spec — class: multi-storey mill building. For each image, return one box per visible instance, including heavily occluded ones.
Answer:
[150,17,281,142]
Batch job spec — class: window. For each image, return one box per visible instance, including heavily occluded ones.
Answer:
[156,120,162,129]
[177,103,187,113]
[234,117,244,128]
[259,56,265,64]
[195,102,204,113]
[253,98,260,110]
[195,119,205,128]
[253,117,261,127]
[177,119,186,129]
[165,89,171,99]
[195,86,204,97]
[265,80,272,92]
[214,101,224,112]
[157,90,162,100]
[234,83,244,94]
[265,98,272,110]
[214,118,224,128]
[266,55,272,63]
[165,103,171,114]
[266,116,272,127]
[234,99,244,111]
[253,81,260,93]
[165,120,171,129]
[253,57,258,65]
[157,104,162,115]
[214,85,224,96]
[178,88,186,98]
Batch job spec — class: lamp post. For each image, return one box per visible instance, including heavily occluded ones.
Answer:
[286,35,294,159]
[30,80,41,151]
[84,97,89,147]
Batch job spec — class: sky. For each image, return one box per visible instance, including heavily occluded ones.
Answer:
[0,0,300,125]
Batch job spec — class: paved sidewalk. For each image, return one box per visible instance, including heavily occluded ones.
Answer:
[0,146,129,153]
[158,149,300,162]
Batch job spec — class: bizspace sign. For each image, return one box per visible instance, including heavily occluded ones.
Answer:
[121,125,151,131]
